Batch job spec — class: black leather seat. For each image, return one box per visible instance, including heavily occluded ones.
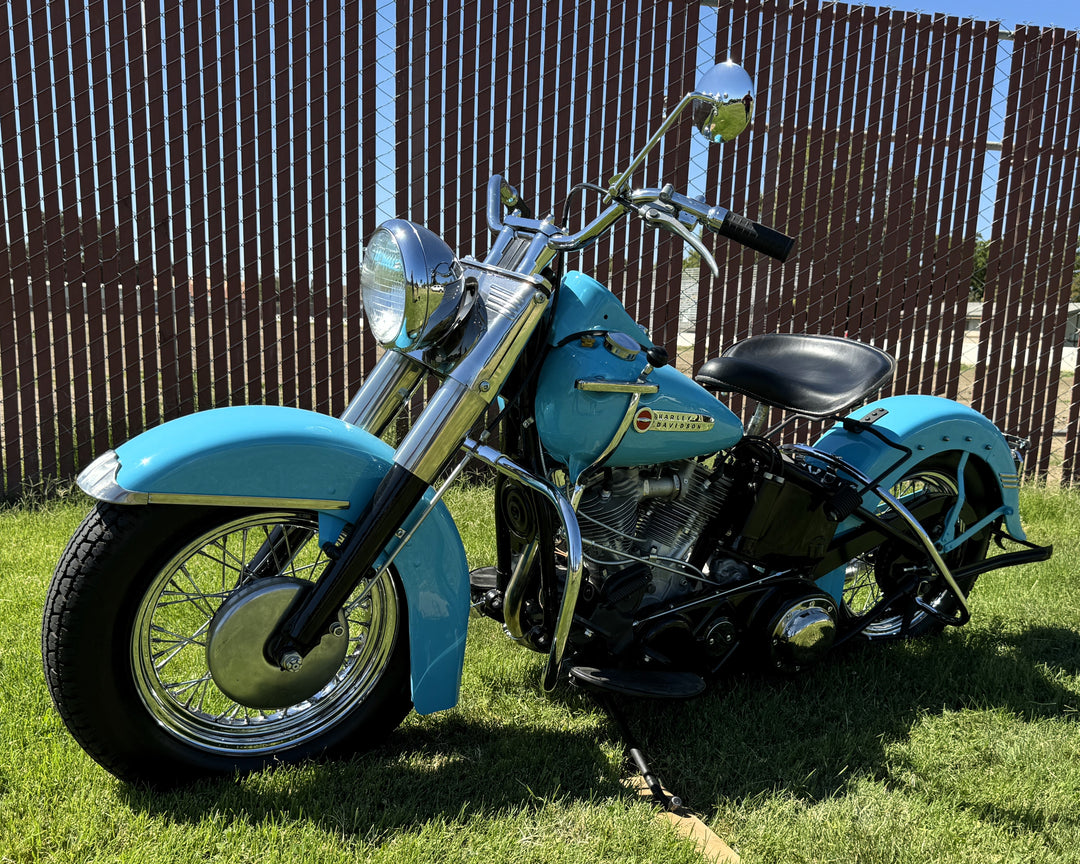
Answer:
[694,333,895,418]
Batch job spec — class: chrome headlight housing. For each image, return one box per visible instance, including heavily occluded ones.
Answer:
[359,219,469,351]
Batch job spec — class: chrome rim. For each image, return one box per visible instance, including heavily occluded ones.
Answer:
[130,512,399,754]
[842,470,968,639]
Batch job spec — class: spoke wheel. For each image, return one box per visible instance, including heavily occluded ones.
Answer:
[43,504,411,784]
[841,456,995,640]
[131,512,399,754]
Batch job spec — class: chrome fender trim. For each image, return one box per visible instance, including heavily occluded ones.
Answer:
[78,450,351,511]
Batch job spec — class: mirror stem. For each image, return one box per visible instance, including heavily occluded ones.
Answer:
[606,91,696,201]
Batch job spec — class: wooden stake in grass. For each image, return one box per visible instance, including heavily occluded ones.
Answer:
[623,774,740,864]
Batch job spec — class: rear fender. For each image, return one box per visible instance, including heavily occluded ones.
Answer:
[79,405,470,715]
[812,395,1024,602]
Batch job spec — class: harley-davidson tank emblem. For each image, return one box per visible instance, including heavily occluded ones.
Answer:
[633,408,715,433]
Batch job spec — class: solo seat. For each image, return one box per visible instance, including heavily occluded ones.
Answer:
[694,333,895,418]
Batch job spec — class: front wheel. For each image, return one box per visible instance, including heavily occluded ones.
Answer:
[840,454,997,640]
[42,503,411,785]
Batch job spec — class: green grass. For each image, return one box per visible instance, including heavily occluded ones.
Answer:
[2,485,1080,862]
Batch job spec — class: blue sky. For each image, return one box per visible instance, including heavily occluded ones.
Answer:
[885,0,1080,30]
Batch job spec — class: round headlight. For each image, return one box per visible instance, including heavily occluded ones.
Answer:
[359,220,467,351]
[359,228,407,345]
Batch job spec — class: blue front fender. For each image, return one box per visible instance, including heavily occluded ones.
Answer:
[96,405,470,715]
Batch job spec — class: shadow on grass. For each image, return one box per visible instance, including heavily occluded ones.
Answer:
[622,623,1080,807]
[118,713,622,838]
[117,623,1080,837]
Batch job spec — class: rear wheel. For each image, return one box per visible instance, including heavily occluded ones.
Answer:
[841,455,997,640]
[42,503,411,784]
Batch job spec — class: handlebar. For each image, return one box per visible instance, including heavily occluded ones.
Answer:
[714,211,796,261]
[631,187,796,263]
[488,175,796,264]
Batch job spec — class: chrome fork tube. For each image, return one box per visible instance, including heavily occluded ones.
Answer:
[339,351,426,436]
[394,269,550,484]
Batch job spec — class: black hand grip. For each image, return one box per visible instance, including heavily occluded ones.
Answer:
[716,211,796,262]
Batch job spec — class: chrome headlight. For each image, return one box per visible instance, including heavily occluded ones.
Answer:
[359,219,468,351]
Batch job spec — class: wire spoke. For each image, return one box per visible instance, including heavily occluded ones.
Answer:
[169,565,221,619]
[150,620,211,668]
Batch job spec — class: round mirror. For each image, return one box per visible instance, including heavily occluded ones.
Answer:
[692,61,755,144]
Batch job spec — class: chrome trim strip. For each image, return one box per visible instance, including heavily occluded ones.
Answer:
[76,449,351,511]
[575,379,660,395]
[576,388,648,479]
[145,492,351,510]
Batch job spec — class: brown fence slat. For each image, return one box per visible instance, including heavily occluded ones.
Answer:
[274,0,296,410]
[32,2,63,483]
[13,2,44,485]
[203,1,230,411]
[182,0,211,418]
[353,0,377,392]
[1,0,29,492]
[5,2,1080,497]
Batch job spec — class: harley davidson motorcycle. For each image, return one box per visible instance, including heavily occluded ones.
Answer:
[43,61,1051,785]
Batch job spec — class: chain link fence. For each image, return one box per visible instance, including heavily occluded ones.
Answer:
[2,0,1079,498]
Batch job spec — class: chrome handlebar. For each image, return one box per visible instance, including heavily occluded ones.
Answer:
[487,175,794,270]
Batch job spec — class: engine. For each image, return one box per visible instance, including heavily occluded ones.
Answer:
[576,460,732,605]
[570,442,854,672]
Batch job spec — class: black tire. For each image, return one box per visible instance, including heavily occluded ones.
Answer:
[42,503,411,785]
[840,454,997,640]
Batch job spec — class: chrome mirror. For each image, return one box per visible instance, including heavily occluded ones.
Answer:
[692,61,754,144]
[606,60,755,198]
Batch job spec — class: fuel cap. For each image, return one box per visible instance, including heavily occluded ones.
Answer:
[604,331,640,361]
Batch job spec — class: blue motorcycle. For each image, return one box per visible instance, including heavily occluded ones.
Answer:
[43,62,1050,785]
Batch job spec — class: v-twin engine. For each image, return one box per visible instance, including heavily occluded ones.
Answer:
[577,461,729,604]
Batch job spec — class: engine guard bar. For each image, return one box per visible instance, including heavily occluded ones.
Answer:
[461,437,584,692]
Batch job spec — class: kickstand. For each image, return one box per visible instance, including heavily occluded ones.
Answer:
[593,693,682,812]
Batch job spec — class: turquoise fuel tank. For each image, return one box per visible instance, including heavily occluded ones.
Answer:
[535,271,743,479]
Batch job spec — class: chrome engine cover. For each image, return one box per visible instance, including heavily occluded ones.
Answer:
[576,462,725,606]
[765,592,838,672]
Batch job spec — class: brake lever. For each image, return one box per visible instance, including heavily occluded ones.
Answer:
[638,204,720,277]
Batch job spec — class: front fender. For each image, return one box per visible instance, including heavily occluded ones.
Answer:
[81,405,470,715]
[815,394,1024,539]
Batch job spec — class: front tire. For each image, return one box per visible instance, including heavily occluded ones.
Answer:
[42,503,411,785]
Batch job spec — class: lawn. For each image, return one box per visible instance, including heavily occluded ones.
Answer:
[1,484,1079,863]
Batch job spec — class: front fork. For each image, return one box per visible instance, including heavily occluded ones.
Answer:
[268,266,551,664]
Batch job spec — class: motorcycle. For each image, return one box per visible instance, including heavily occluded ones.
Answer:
[43,61,1051,786]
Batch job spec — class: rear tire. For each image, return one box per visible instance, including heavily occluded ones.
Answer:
[840,454,997,640]
[42,503,411,785]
